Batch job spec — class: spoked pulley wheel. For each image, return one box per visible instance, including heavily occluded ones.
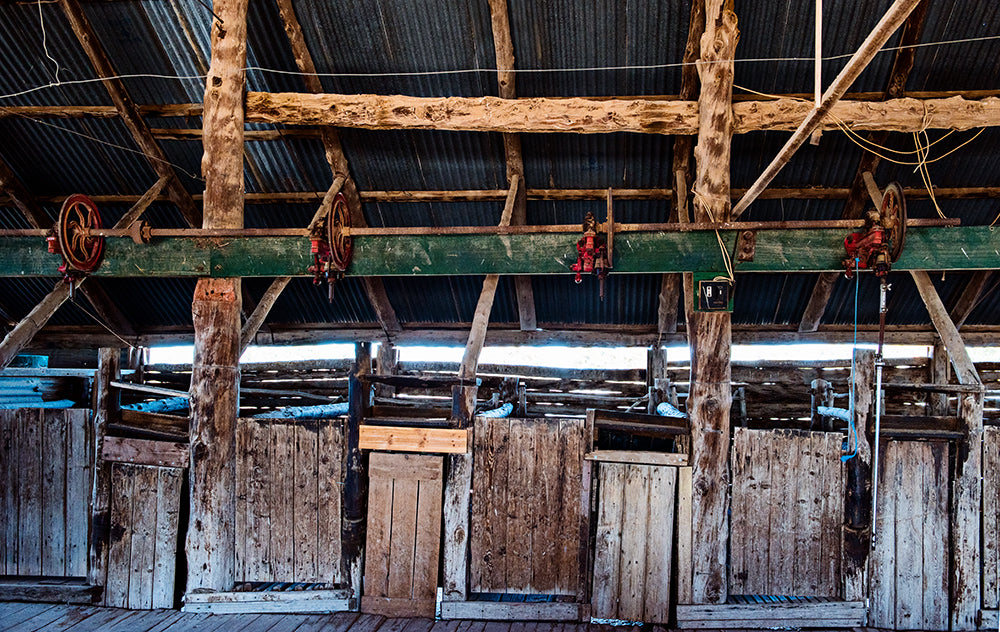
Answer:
[56,194,104,274]
[326,192,353,271]
[880,182,907,264]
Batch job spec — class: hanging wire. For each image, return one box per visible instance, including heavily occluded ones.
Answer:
[70,292,136,350]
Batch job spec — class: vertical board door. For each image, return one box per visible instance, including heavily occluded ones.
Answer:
[104,463,182,609]
[985,427,1000,609]
[0,409,93,577]
[235,418,345,584]
[870,440,949,630]
[470,417,586,595]
[362,452,443,617]
[729,428,845,597]
[591,462,677,624]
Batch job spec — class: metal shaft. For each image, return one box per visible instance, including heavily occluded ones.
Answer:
[870,277,889,549]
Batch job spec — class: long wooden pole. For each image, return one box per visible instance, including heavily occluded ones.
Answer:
[731,0,923,218]
[186,0,247,593]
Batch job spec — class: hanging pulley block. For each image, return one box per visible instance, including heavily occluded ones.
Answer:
[47,194,105,280]
[843,181,907,278]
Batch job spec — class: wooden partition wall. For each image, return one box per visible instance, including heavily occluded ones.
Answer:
[235,418,345,584]
[0,409,92,578]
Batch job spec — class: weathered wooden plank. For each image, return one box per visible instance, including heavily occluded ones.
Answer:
[364,454,395,599]
[870,440,898,629]
[442,445,473,601]
[152,467,181,609]
[101,436,188,469]
[592,463,625,619]
[727,428,750,596]
[505,418,534,592]
[843,350,874,602]
[439,602,585,621]
[819,433,844,597]
[676,600,866,628]
[245,419,272,581]
[953,391,984,630]
[791,433,818,595]
[895,442,924,629]
[584,450,687,466]
[182,591,352,614]
[105,463,133,607]
[557,418,583,594]
[984,427,1000,608]
[618,464,649,621]
[235,419,250,582]
[412,468,443,603]
[65,411,91,577]
[358,425,468,454]
[270,422,296,580]
[317,419,344,583]
[676,466,693,604]
[532,421,559,593]
[41,411,67,576]
[924,440,949,631]
[128,465,158,609]
[294,424,319,581]
[643,465,676,623]
[387,475,419,599]
[0,411,12,574]
[19,408,43,575]
[471,417,508,592]
[767,432,795,594]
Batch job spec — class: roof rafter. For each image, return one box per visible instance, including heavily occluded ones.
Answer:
[57,0,202,228]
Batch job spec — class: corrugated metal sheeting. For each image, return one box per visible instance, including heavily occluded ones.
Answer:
[0,0,998,337]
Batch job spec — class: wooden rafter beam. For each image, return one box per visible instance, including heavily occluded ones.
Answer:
[56,0,202,228]
[732,0,923,218]
[488,0,535,332]
[274,0,402,340]
[798,0,930,333]
[246,92,1000,135]
[8,184,1000,207]
[949,270,993,329]
[911,270,980,385]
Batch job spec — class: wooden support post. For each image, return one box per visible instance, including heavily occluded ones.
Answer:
[342,342,371,600]
[928,340,950,415]
[443,384,477,602]
[186,0,247,594]
[810,378,834,430]
[911,270,980,384]
[88,347,120,595]
[952,388,984,630]
[687,0,738,605]
[0,281,74,369]
[843,350,874,602]
[949,270,992,329]
[647,345,667,388]
[374,342,399,399]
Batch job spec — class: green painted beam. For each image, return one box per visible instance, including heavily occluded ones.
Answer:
[3,226,999,278]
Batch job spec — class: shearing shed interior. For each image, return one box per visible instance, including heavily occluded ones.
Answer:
[2,0,1000,630]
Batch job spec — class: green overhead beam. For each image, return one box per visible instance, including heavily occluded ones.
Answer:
[2,226,998,278]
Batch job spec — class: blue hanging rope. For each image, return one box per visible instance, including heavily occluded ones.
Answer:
[842,258,861,462]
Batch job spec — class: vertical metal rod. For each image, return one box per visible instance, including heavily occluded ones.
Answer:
[870,277,889,548]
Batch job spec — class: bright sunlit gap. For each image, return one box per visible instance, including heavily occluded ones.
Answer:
[145,342,1000,367]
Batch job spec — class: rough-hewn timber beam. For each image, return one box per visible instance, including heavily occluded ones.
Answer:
[732,0,923,217]
[239,277,291,354]
[57,0,202,228]
[273,0,402,341]
[911,270,980,385]
[245,92,1000,135]
[186,0,247,594]
[798,0,930,333]
[950,270,993,329]
[687,0,738,605]
[5,225,1000,277]
[29,322,1000,350]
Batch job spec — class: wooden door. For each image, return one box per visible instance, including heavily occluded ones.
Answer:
[0,409,93,577]
[870,439,949,630]
[591,460,677,623]
[729,428,845,597]
[362,452,443,617]
[469,417,586,596]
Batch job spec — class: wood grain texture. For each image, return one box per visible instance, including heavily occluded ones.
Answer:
[101,437,188,469]
[984,426,1000,609]
[359,425,468,453]
[952,391,984,630]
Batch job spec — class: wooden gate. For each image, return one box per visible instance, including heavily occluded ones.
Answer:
[591,458,677,623]
[470,417,587,596]
[235,418,345,584]
[104,463,182,608]
[729,428,845,597]
[362,452,443,617]
[870,439,949,630]
[0,409,92,577]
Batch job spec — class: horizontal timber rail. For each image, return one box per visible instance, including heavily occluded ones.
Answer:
[1,224,997,277]
[0,217,958,239]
